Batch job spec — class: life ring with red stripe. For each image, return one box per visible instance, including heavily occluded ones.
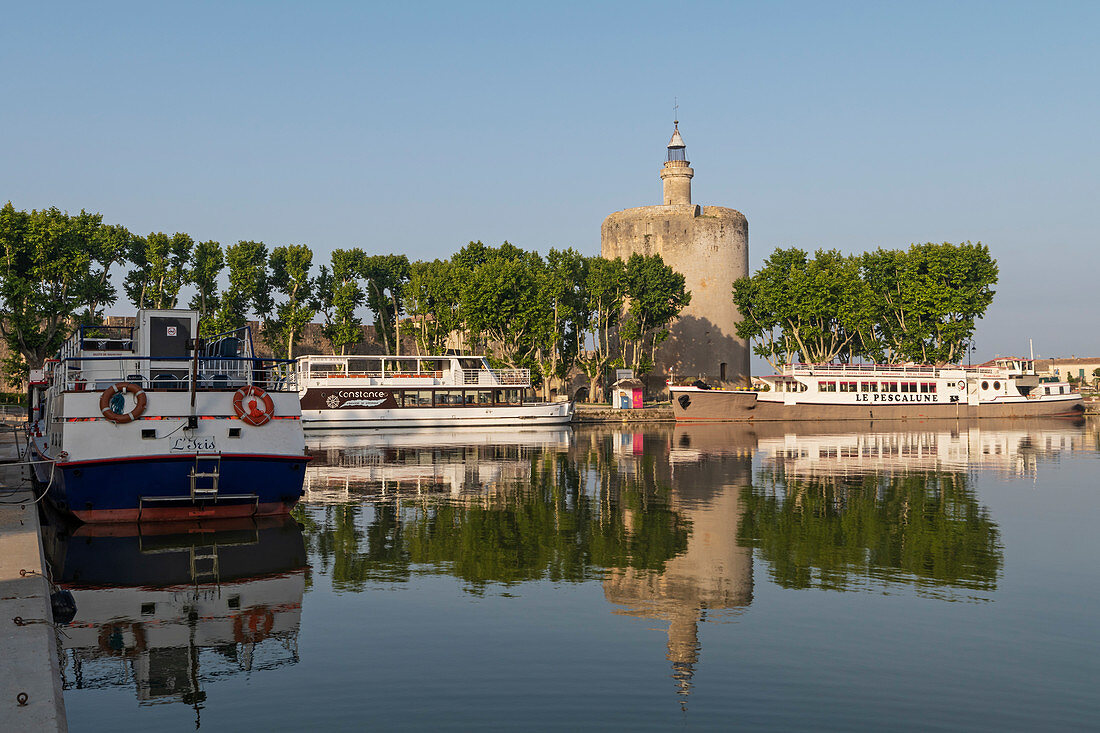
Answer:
[233,385,275,426]
[233,607,275,643]
[99,382,147,424]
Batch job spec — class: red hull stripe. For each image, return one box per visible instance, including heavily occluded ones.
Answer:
[58,452,311,468]
[72,501,294,523]
[65,415,300,422]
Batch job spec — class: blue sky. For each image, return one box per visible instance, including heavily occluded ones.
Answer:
[2,1,1097,362]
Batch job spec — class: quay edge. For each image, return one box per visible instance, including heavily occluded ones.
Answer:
[0,489,68,732]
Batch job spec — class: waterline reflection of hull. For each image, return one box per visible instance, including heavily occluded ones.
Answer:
[669,417,1091,478]
[302,401,575,429]
[44,515,307,709]
[302,426,571,502]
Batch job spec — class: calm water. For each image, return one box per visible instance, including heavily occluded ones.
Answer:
[50,419,1100,731]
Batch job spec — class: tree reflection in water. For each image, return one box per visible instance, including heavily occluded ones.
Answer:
[296,432,690,593]
[297,424,1012,710]
[738,468,1003,599]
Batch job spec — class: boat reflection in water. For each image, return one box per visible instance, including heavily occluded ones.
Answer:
[297,419,1090,708]
[303,426,573,502]
[43,515,306,724]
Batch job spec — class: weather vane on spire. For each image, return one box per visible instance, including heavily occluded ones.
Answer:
[673,97,679,127]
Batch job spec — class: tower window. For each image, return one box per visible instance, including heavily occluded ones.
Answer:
[720,363,727,381]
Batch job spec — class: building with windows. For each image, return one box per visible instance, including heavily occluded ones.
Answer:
[1034,357,1100,387]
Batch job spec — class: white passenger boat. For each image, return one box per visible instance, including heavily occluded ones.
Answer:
[296,354,574,429]
[670,358,1084,422]
[27,309,309,522]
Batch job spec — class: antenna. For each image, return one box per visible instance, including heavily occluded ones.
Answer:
[673,97,679,126]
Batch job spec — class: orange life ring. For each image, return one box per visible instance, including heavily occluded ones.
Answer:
[233,385,275,426]
[99,382,147,424]
[233,607,275,644]
[98,622,147,657]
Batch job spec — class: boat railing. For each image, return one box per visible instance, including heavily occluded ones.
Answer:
[54,355,299,392]
[457,368,530,387]
[304,369,446,382]
[784,363,942,377]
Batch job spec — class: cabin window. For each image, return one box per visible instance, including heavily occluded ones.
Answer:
[818,381,837,392]
[463,391,478,405]
[409,391,432,407]
[477,391,493,405]
[436,392,463,406]
[504,389,522,404]
[920,383,936,393]
[861,382,877,392]
[839,382,857,392]
[981,381,989,390]
[993,381,1001,390]
[1060,386,1066,394]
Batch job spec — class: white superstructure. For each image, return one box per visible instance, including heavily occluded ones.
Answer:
[296,354,573,429]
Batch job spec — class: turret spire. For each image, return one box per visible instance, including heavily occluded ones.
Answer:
[660,116,693,205]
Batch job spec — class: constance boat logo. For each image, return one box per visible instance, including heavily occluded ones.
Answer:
[326,390,389,409]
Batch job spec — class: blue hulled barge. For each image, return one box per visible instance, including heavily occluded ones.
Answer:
[28,309,308,522]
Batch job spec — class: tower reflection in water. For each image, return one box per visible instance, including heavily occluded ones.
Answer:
[600,428,753,708]
[42,515,307,724]
[298,420,1087,708]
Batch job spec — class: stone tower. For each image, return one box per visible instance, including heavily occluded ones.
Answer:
[601,122,750,386]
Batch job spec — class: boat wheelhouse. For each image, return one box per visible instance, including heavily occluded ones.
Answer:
[296,354,574,429]
[28,309,308,522]
[670,358,1084,422]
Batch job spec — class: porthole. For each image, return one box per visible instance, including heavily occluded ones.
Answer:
[981,381,989,390]
[993,381,1001,390]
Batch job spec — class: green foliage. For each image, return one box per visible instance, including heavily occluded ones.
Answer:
[123,231,194,309]
[265,244,317,359]
[455,241,547,368]
[208,240,269,335]
[732,248,866,368]
[576,257,626,401]
[738,470,1002,596]
[0,203,126,373]
[532,248,589,399]
[620,253,691,375]
[403,259,462,355]
[861,242,997,363]
[188,240,224,335]
[319,248,367,355]
[361,254,410,355]
[734,242,998,366]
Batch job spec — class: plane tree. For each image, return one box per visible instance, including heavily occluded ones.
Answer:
[0,203,128,375]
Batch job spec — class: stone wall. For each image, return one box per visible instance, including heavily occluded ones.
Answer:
[602,204,750,386]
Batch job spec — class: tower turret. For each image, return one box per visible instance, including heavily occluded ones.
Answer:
[660,122,694,205]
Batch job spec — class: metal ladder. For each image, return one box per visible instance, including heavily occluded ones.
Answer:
[190,543,220,587]
[189,454,222,500]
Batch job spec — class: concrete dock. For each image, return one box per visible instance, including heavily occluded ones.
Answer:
[0,432,67,732]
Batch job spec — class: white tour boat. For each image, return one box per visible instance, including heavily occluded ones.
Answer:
[670,358,1084,422]
[296,354,574,429]
[27,309,309,522]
